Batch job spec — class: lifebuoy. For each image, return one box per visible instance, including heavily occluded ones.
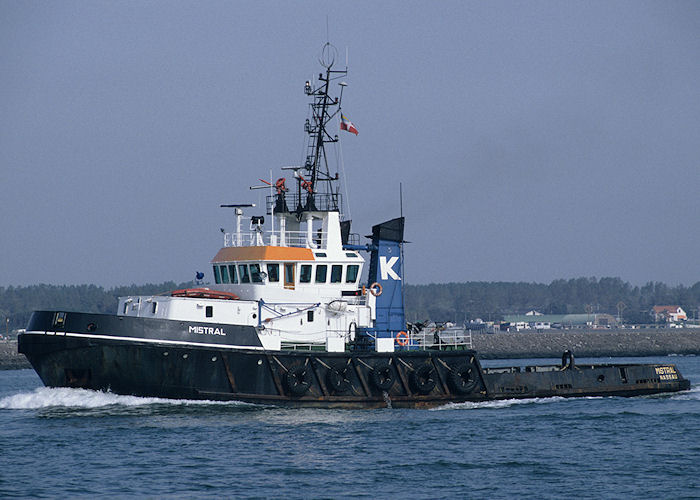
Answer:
[369,282,383,297]
[371,361,394,391]
[411,364,437,394]
[396,331,409,346]
[449,362,478,394]
[285,365,312,396]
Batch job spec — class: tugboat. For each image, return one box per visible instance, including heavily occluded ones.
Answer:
[19,44,690,408]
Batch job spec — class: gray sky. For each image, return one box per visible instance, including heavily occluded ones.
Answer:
[1,1,699,288]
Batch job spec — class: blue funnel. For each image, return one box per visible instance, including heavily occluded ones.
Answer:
[365,217,405,339]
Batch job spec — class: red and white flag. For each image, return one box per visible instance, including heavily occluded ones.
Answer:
[340,114,358,135]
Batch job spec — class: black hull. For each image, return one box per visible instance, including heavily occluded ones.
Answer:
[18,313,691,409]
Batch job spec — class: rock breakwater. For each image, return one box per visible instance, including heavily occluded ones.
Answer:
[473,328,700,359]
[0,341,30,370]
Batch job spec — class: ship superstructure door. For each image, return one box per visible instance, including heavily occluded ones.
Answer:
[284,263,295,290]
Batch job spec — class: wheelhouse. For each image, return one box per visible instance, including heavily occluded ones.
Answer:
[210,209,366,303]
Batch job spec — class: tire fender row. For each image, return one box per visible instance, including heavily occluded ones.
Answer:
[267,353,483,398]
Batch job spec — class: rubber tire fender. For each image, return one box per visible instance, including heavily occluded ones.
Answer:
[285,365,312,396]
[449,362,478,394]
[371,361,394,391]
[411,363,437,394]
[326,367,352,394]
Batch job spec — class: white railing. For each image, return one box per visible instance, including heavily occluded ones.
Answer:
[268,326,474,351]
[223,229,326,249]
[409,324,474,350]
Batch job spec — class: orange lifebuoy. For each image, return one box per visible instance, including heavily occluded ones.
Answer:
[396,331,409,346]
[369,282,383,297]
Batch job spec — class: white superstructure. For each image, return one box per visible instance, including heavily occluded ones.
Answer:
[118,207,376,351]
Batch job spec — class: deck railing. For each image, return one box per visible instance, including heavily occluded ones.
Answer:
[264,323,475,351]
[223,229,327,249]
[265,193,341,215]
[409,324,474,350]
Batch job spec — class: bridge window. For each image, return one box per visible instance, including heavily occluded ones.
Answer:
[238,264,251,283]
[228,264,238,284]
[267,264,279,282]
[213,265,221,284]
[346,265,359,283]
[300,265,312,283]
[345,252,358,258]
[151,302,158,314]
[315,265,327,283]
[331,265,342,283]
[284,263,295,289]
[250,264,263,283]
[220,265,230,284]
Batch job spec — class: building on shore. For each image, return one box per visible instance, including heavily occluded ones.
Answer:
[651,305,687,323]
[501,313,617,332]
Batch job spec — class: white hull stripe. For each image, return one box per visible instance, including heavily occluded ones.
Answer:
[24,330,266,351]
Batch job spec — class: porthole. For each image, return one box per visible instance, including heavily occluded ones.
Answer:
[163,351,169,356]
[183,353,189,359]
[211,356,217,362]
[257,359,263,365]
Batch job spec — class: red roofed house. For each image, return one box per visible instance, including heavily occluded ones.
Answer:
[652,305,687,323]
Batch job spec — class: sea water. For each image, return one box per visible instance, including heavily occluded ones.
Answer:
[1,356,699,499]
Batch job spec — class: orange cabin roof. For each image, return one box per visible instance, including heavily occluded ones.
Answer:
[211,246,315,263]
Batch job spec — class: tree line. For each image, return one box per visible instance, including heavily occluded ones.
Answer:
[1,277,699,332]
[405,278,700,324]
[0,282,188,332]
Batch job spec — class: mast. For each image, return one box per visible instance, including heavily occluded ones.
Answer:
[294,43,347,216]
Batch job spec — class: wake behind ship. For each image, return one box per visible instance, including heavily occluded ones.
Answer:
[18,43,690,408]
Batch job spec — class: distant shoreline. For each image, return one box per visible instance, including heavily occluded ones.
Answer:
[473,328,700,359]
[3,328,700,370]
[0,341,31,370]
